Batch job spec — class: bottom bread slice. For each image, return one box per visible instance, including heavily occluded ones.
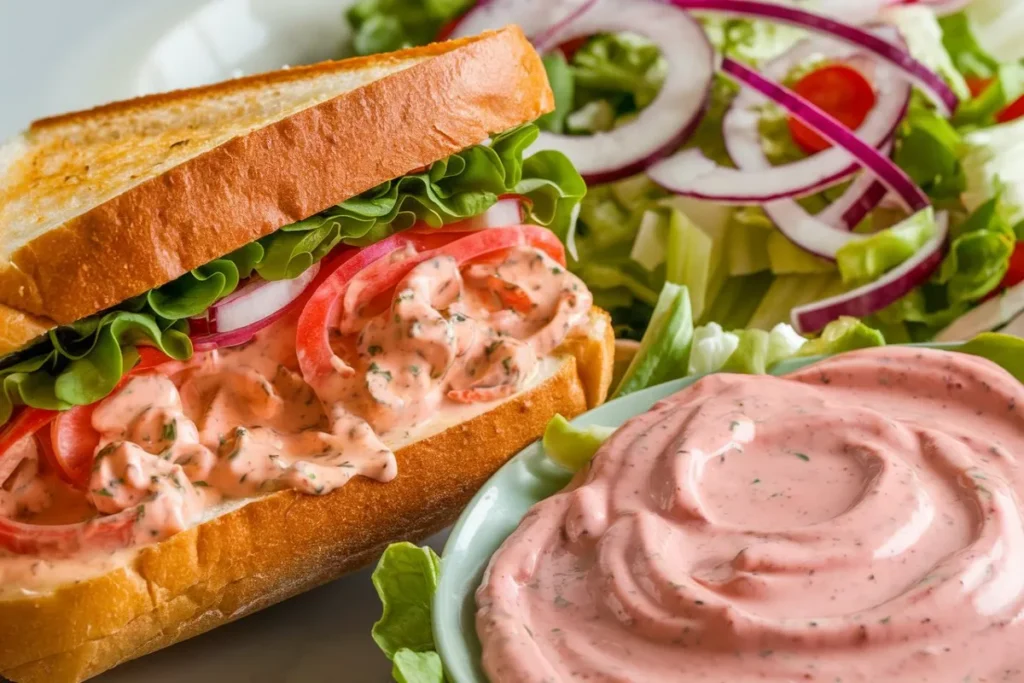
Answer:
[0,310,613,683]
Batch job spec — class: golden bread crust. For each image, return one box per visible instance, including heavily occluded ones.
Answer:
[0,27,553,326]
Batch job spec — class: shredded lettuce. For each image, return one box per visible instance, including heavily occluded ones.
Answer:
[346,0,472,56]
[962,116,1024,229]
[0,125,584,426]
[542,414,617,472]
[613,282,694,397]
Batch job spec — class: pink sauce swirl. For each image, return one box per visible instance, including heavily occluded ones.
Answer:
[477,347,1024,682]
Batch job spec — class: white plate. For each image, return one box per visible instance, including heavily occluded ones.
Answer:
[1,1,418,681]
[0,0,356,137]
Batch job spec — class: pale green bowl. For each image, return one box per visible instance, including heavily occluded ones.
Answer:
[432,354,836,682]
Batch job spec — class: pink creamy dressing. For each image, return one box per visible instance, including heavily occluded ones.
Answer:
[0,245,590,592]
[478,347,1024,682]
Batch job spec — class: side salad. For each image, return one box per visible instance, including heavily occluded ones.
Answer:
[345,0,1024,344]
[371,326,1024,683]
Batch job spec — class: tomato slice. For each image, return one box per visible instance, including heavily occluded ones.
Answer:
[787,63,877,155]
[996,95,1024,124]
[0,407,58,458]
[44,346,177,490]
[961,76,1024,124]
[296,225,566,386]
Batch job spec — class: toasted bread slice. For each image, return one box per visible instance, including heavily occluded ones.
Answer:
[0,26,552,337]
[0,308,613,683]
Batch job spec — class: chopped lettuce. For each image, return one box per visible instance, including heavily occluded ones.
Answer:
[613,282,694,397]
[538,52,575,134]
[886,6,970,101]
[894,104,966,202]
[346,0,472,55]
[688,322,741,376]
[797,317,885,357]
[962,116,1024,229]
[955,62,1024,128]
[872,197,1016,340]
[835,208,939,287]
[666,208,716,319]
[939,10,999,78]
[571,33,666,114]
[542,414,616,472]
[0,125,584,426]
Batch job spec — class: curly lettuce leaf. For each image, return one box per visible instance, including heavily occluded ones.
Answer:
[346,0,471,56]
[0,125,584,426]
[873,197,1016,339]
[0,316,191,424]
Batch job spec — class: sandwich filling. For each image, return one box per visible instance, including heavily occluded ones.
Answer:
[0,226,592,591]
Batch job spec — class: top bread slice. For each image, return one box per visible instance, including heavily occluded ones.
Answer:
[0,26,553,354]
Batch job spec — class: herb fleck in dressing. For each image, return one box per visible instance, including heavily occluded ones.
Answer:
[477,347,1024,683]
[0,245,591,591]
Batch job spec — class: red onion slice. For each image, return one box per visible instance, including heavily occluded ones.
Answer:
[710,58,928,211]
[671,0,959,115]
[448,0,594,41]
[524,0,715,183]
[934,280,1024,342]
[649,30,910,203]
[190,264,320,350]
[791,212,948,333]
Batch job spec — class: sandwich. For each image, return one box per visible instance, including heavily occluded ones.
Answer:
[0,27,614,683]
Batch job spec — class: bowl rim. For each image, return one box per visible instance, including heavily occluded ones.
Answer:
[432,342,960,682]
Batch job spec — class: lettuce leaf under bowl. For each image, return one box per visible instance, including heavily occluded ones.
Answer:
[372,542,445,683]
[0,125,584,427]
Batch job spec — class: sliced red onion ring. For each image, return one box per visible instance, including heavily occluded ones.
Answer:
[1000,309,1024,339]
[456,196,527,230]
[448,0,594,41]
[792,212,948,333]
[934,280,1024,342]
[671,0,958,115]
[666,57,930,213]
[523,0,714,183]
[190,264,320,350]
[650,29,910,203]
